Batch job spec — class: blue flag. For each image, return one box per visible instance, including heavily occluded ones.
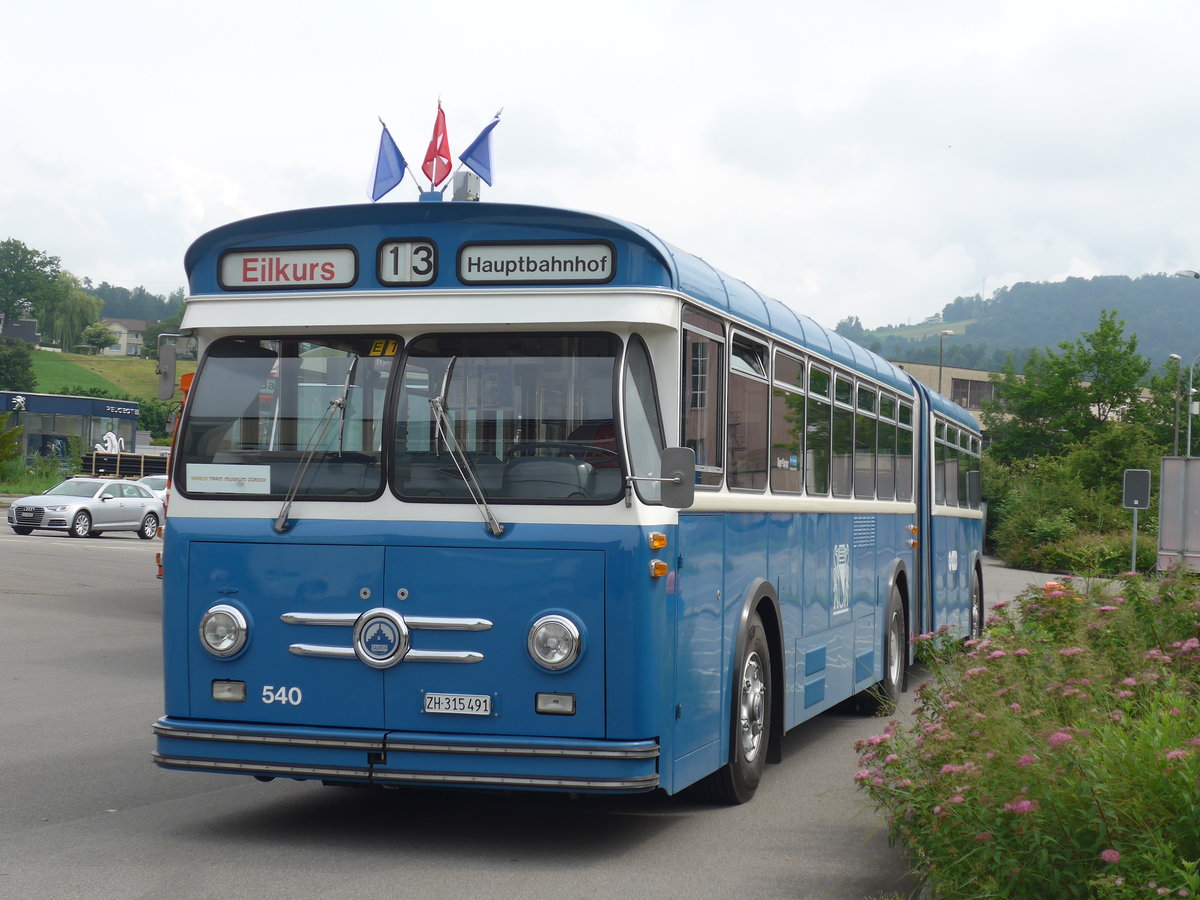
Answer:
[458,112,501,186]
[371,122,406,201]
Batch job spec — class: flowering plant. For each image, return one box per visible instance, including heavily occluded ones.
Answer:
[856,576,1200,898]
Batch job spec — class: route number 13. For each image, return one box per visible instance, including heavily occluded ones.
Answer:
[379,240,437,285]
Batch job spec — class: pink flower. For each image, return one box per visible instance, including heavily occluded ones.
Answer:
[1015,754,1037,767]
[965,667,987,677]
[1059,647,1085,657]
[1046,731,1074,747]
[1166,749,1188,761]
[854,769,871,783]
[1100,848,1120,864]
[989,650,1006,659]
[1121,677,1137,687]
[1116,690,1134,699]
[1004,797,1038,814]
[1014,648,1030,656]
[884,753,900,765]
[1009,703,1022,713]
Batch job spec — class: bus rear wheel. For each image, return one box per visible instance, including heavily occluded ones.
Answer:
[857,588,905,715]
[701,610,771,805]
[969,568,984,639]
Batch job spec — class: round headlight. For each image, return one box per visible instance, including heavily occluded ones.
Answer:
[199,604,248,657]
[527,615,581,671]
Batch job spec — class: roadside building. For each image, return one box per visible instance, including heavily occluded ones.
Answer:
[1,391,140,465]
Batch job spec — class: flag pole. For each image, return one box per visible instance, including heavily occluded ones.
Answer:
[378,116,421,197]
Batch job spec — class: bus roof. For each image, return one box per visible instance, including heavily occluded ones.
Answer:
[185,202,914,394]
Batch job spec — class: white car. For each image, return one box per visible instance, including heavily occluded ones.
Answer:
[8,477,164,539]
[138,474,169,502]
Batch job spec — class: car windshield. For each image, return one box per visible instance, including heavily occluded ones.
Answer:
[394,333,623,503]
[46,481,101,498]
[176,336,397,498]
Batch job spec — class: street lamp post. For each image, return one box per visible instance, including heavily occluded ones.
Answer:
[1170,353,1182,456]
[938,329,954,395]
[1188,355,1200,459]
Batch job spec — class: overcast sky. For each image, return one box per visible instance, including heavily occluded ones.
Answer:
[5,0,1200,329]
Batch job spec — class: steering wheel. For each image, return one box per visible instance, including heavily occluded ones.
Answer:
[505,441,619,461]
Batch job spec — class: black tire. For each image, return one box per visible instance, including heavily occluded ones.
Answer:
[138,513,159,540]
[701,610,771,804]
[11,526,33,535]
[69,510,92,539]
[858,588,905,715]
[969,568,984,640]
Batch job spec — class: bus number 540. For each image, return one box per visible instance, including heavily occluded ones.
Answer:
[261,685,303,705]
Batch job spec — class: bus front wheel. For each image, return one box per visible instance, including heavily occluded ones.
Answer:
[702,610,771,805]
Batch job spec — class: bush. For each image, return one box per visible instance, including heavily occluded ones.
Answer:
[1034,533,1157,577]
[856,576,1200,898]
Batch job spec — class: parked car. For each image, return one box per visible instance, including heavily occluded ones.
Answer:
[8,477,164,539]
[138,474,169,502]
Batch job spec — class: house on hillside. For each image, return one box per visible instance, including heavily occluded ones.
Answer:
[100,318,153,357]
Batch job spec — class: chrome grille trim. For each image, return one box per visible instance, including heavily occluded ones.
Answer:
[287,643,483,663]
[281,611,493,631]
[282,609,491,664]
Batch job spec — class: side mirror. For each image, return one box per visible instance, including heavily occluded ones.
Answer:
[659,447,696,509]
[156,336,178,401]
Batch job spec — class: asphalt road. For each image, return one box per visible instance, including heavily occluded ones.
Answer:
[0,533,1048,900]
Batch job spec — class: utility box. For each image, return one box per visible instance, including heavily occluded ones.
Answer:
[1158,458,1200,571]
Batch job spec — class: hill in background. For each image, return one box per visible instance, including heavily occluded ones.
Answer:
[31,350,195,401]
[839,273,1198,373]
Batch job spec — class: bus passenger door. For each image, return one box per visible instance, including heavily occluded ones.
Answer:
[670,512,726,791]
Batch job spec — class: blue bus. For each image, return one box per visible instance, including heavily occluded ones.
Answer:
[153,201,984,803]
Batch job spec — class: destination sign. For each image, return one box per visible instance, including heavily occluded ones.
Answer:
[458,242,615,285]
[219,247,357,290]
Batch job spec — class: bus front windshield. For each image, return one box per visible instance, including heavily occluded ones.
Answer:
[394,333,624,503]
[177,336,396,498]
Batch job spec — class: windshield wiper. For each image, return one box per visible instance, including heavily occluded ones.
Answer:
[273,360,357,534]
[337,357,357,455]
[429,357,504,537]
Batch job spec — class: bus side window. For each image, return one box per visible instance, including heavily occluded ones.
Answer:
[896,402,914,502]
[877,394,896,501]
[682,308,725,487]
[831,374,854,498]
[806,366,832,495]
[728,334,769,491]
[854,384,877,500]
[770,350,804,493]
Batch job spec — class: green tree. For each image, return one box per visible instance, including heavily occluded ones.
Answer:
[0,337,36,391]
[982,310,1149,463]
[37,271,103,350]
[78,322,117,355]
[0,239,60,322]
[0,411,21,465]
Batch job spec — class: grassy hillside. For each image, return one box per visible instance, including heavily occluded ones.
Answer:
[31,350,196,400]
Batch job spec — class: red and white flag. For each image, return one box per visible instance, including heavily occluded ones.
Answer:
[421,102,452,187]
